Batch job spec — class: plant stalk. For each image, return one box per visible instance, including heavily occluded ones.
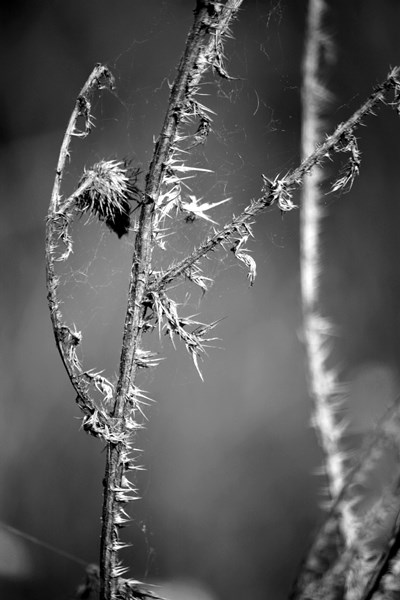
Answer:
[99,3,215,597]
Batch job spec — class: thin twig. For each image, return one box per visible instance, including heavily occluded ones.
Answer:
[149,66,400,295]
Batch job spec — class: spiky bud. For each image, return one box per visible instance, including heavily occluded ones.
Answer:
[76,160,139,237]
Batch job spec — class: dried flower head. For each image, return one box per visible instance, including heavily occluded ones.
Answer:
[76,160,140,237]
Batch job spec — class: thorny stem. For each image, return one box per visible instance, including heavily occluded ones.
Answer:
[45,8,400,600]
[300,0,350,518]
[45,3,244,597]
[46,64,115,418]
[290,69,399,184]
[291,401,400,600]
[99,2,243,597]
[149,66,400,294]
[48,64,113,215]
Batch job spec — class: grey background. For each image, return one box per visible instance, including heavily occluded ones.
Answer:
[1,1,400,599]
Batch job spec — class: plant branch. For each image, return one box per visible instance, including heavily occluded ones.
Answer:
[100,2,243,598]
[299,0,358,551]
[45,65,116,426]
[291,403,400,599]
[148,66,400,294]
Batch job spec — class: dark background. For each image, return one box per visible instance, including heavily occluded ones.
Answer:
[1,1,400,599]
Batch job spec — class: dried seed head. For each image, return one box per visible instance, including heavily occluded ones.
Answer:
[76,160,139,237]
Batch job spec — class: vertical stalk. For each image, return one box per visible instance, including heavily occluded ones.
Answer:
[99,3,215,597]
[300,0,347,501]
